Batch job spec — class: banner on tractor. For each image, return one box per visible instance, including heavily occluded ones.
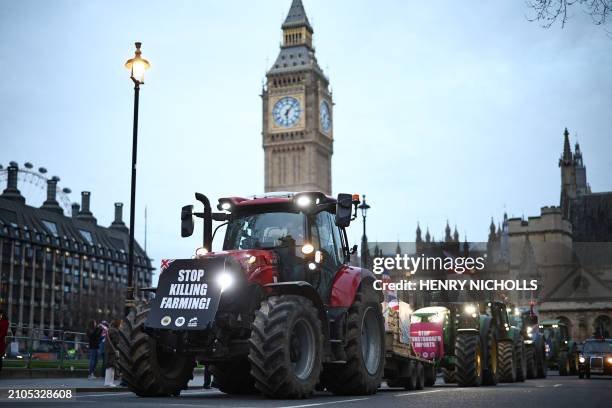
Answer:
[410,322,444,359]
[145,258,228,330]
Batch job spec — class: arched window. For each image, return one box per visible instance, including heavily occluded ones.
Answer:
[594,315,611,338]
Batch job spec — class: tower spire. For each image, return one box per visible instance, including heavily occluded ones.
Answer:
[282,0,312,31]
[561,127,572,164]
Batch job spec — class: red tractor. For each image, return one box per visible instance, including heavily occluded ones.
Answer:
[117,192,385,399]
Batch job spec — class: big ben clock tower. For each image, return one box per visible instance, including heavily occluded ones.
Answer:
[262,0,333,195]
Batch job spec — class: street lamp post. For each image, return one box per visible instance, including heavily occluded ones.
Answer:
[124,42,150,314]
[358,194,370,268]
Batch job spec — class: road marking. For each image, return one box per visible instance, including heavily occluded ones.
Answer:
[553,384,563,387]
[277,397,371,408]
[395,390,445,397]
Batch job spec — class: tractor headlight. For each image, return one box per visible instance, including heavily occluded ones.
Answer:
[301,243,314,255]
[464,304,476,315]
[217,199,233,211]
[308,262,317,271]
[216,272,234,292]
[195,247,209,258]
[607,357,612,364]
[296,195,312,208]
[579,356,585,363]
[314,250,323,264]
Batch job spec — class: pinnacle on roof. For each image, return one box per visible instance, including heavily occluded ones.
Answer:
[562,127,572,163]
[282,0,313,32]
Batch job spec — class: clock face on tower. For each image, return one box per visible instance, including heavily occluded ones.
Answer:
[272,97,301,128]
[320,100,331,132]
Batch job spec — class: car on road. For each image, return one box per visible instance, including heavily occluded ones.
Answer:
[578,338,612,378]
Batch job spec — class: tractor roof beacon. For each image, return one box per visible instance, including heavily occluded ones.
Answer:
[117,191,387,399]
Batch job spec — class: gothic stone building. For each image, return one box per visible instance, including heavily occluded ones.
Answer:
[262,0,333,195]
[487,129,612,341]
[0,164,153,335]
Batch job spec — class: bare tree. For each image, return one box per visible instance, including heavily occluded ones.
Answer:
[528,0,611,27]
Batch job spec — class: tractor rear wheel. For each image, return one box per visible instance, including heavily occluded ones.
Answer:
[248,295,323,399]
[321,286,385,395]
[516,343,527,382]
[525,344,537,379]
[455,333,483,387]
[404,361,417,391]
[442,367,456,384]
[117,301,195,397]
[209,359,256,394]
[482,331,498,386]
[498,341,517,383]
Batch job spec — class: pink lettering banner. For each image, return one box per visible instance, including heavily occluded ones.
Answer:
[410,322,444,360]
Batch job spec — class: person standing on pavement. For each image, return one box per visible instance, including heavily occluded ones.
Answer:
[203,365,212,389]
[86,319,101,379]
[0,310,9,374]
[104,319,121,387]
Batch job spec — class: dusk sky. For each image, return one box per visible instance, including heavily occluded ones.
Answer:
[2,0,611,283]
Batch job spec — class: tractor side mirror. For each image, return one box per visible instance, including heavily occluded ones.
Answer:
[181,205,194,237]
[335,193,352,227]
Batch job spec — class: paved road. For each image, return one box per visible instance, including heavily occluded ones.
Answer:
[1,374,610,407]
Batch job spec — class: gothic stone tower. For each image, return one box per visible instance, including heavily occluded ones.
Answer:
[262,0,333,195]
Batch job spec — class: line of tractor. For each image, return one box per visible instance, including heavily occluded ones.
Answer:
[115,191,582,400]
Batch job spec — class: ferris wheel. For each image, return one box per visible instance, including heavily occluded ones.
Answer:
[0,161,74,215]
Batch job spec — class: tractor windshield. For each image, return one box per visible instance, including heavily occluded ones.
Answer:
[224,211,305,251]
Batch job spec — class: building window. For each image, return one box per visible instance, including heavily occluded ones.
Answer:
[42,220,58,236]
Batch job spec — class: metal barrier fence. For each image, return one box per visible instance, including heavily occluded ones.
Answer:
[2,325,98,371]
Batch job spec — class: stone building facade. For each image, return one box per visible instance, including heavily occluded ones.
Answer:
[0,164,153,334]
[487,129,612,341]
[262,0,333,195]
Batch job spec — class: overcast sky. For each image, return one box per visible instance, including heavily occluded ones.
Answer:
[1,0,611,283]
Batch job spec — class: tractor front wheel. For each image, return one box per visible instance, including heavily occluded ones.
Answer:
[498,341,517,383]
[516,343,527,382]
[442,367,456,384]
[249,295,323,399]
[455,333,483,387]
[117,301,195,397]
[525,344,538,379]
[321,286,385,395]
[482,330,498,386]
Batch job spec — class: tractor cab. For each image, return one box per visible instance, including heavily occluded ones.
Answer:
[182,191,359,303]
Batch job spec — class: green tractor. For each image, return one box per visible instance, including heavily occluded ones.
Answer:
[539,319,578,376]
[410,301,525,387]
[508,306,547,379]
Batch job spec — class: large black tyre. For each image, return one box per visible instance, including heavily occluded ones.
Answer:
[404,361,417,391]
[442,367,456,384]
[209,359,256,394]
[321,286,385,395]
[117,301,195,397]
[516,343,527,382]
[424,364,436,387]
[248,295,323,399]
[482,331,498,386]
[558,351,569,376]
[455,333,483,387]
[525,344,537,379]
[498,341,517,383]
